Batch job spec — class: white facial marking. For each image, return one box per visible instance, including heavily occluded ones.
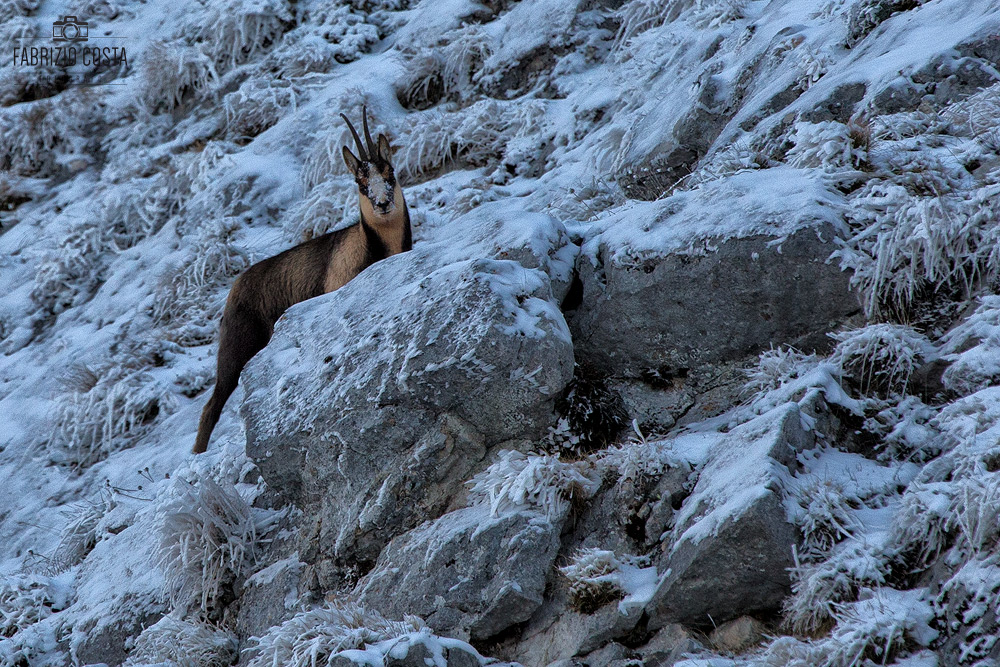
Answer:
[367,170,393,210]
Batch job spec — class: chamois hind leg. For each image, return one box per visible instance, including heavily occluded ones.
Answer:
[192,311,271,454]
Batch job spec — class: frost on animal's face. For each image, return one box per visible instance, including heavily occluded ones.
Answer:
[354,160,397,215]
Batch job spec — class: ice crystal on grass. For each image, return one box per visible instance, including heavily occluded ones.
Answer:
[395,99,546,181]
[560,548,625,613]
[786,121,866,172]
[30,221,110,319]
[616,0,744,45]
[299,5,379,66]
[174,368,214,398]
[789,477,858,555]
[52,489,116,569]
[863,395,940,462]
[224,78,296,141]
[834,181,1000,319]
[950,473,1000,558]
[178,0,292,72]
[158,475,256,615]
[264,33,338,78]
[559,547,658,616]
[784,552,859,636]
[795,48,830,92]
[934,557,1000,664]
[48,364,175,468]
[0,574,70,639]
[282,179,354,242]
[99,181,174,251]
[744,347,820,403]
[467,450,600,520]
[775,588,936,665]
[124,614,238,667]
[439,27,493,100]
[397,51,445,111]
[246,602,421,667]
[593,422,685,482]
[135,42,218,114]
[820,589,937,667]
[0,93,94,177]
[783,508,894,636]
[151,220,250,346]
[940,296,1000,395]
[830,324,934,397]
[889,481,954,573]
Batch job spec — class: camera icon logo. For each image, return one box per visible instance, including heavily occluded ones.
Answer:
[52,16,89,42]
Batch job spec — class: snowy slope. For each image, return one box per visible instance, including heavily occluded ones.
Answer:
[2,0,1000,664]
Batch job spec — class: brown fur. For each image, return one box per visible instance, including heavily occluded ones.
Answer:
[192,184,411,454]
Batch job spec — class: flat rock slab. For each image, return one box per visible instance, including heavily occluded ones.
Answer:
[570,169,859,379]
[356,505,562,642]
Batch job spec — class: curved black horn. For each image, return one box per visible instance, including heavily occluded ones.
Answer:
[362,105,377,159]
[340,112,368,161]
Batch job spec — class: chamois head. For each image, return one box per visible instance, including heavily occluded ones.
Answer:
[341,107,400,219]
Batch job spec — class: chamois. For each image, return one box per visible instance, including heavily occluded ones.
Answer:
[192,107,412,454]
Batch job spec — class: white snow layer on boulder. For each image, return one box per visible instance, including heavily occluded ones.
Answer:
[356,503,563,643]
[646,401,814,629]
[568,168,860,378]
[240,206,576,565]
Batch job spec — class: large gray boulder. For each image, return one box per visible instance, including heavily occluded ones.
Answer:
[355,505,562,642]
[570,168,859,380]
[241,207,576,570]
[645,402,812,629]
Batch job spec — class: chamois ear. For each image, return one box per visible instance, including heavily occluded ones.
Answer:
[342,146,361,177]
[377,134,393,164]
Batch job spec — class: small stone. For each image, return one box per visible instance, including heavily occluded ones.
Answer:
[709,616,768,654]
[582,642,634,666]
[638,623,704,667]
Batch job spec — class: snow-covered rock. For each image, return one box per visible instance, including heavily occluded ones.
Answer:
[242,209,575,567]
[356,505,562,642]
[645,402,813,629]
[569,170,859,380]
[4,0,1000,663]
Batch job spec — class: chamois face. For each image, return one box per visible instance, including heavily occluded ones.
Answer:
[340,108,401,220]
[345,139,397,216]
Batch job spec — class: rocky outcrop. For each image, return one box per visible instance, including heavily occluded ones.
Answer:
[569,172,860,383]
[645,403,811,630]
[356,505,563,642]
[241,208,576,574]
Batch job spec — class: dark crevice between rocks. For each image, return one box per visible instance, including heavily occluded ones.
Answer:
[472,618,531,663]
[560,269,584,314]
